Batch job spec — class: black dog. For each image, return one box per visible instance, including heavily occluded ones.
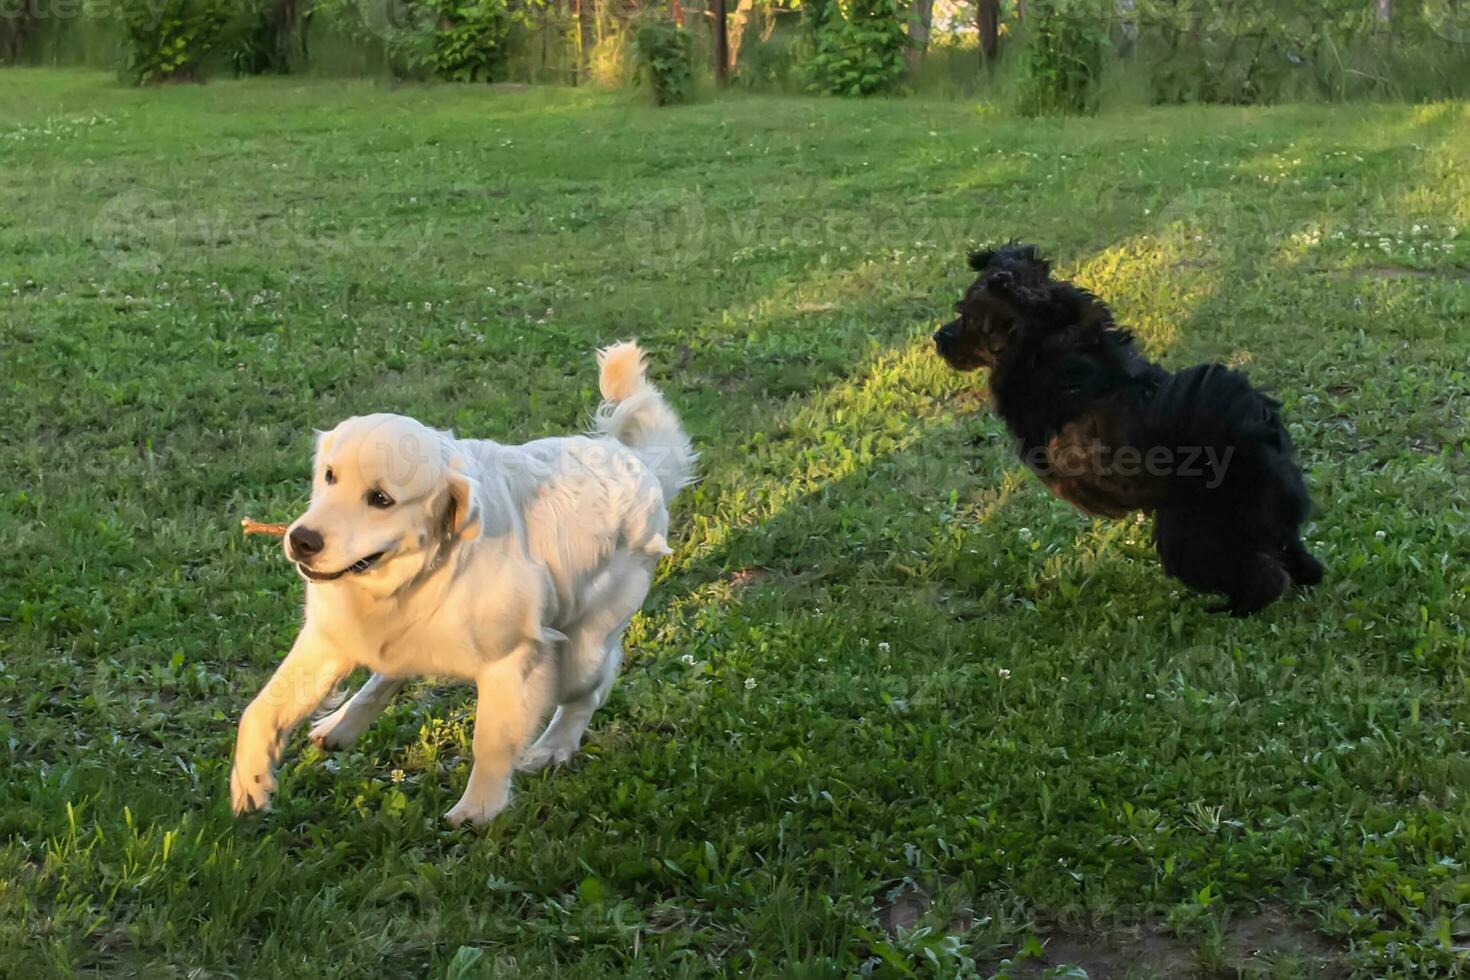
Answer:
[933,243,1323,615]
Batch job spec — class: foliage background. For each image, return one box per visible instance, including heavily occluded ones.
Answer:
[3,0,1469,103]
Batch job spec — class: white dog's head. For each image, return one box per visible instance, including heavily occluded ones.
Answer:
[285,414,480,594]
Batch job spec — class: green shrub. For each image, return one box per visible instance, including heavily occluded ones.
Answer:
[1018,0,1104,115]
[1,0,42,65]
[804,0,909,97]
[735,27,807,92]
[433,0,512,81]
[632,17,693,105]
[232,0,306,75]
[115,0,232,82]
[1129,0,1470,104]
[313,0,511,81]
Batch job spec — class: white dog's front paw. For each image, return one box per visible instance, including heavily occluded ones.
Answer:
[515,739,580,773]
[441,799,505,828]
[230,709,280,815]
[444,791,508,827]
[229,752,276,816]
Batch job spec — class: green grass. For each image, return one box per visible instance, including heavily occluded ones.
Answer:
[1,69,1468,978]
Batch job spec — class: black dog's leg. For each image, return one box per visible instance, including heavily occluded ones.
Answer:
[1155,509,1291,616]
[1280,537,1324,587]
[1217,552,1292,616]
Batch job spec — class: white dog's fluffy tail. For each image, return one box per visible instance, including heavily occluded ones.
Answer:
[593,341,695,504]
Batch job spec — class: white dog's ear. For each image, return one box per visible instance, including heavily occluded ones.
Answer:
[314,429,334,459]
[444,458,481,542]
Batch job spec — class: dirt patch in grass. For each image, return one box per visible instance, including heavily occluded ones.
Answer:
[875,878,972,936]
[979,922,1200,980]
[1222,905,1343,976]
[981,914,1345,979]
[725,566,773,589]
[877,889,1347,980]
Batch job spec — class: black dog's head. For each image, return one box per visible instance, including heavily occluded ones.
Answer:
[933,243,1052,371]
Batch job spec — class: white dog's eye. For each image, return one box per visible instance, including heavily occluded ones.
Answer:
[323,467,336,485]
[366,489,394,509]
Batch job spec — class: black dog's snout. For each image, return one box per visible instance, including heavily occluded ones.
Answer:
[288,526,324,561]
[933,320,958,353]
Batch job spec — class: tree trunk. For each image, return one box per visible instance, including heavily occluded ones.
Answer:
[1116,0,1137,56]
[274,0,298,72]
[713,0,728,83]
[978,0,999,63]
[906,0,934,69]
[727,0,757,70]
[1,0,39,63]
[1374,0,1392,30]
[575,0,599,84]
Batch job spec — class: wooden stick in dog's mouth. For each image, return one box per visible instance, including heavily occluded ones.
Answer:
[241,517,289,538]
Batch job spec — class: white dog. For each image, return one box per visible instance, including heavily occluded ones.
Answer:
[229,342,694,826]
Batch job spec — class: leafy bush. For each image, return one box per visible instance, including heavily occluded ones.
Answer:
[1129,0,1468,103]
[587,31,632,88]
[632,17,693,105]
[1,0,42,65]
[735,28,806,91]
[116,0,232,83]
[314,0,511,81]
[433,0,512,81]
[232,0,306,75]
[804,0,908,96]
[1018,0,1104,115]
[801,0,832,39]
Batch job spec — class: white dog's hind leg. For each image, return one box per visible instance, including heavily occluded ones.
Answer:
[445,640,553,827]
[519,555,650,773]
[309,673,406,750]
[517,640,623,772]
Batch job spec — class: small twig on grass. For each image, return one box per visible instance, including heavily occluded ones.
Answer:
[241,517,288,538]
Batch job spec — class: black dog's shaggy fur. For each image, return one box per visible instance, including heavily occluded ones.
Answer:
[933,243,1323,615]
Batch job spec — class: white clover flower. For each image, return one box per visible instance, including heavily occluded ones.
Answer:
[390,769,406,783]
[744,677,757,690]
[998,668,1011,680]
[680,654,696,666]
[877,641,891,654]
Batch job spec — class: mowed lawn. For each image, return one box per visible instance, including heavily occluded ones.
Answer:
[2,69,1468,977]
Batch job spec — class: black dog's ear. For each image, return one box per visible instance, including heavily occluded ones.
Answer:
[985,268,1048,307]
[968,248,997,271]
[1017,243,1051,277]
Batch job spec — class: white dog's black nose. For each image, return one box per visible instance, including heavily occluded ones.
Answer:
[288,526,324,562]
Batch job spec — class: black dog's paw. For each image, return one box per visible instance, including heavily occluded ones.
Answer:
[1214,560,1292,616]
[1292,553,1325,588]
[1282,540,1324,587]
[1209,599,1270,618]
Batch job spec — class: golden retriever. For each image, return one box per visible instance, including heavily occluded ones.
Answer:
[229,342,694,825]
